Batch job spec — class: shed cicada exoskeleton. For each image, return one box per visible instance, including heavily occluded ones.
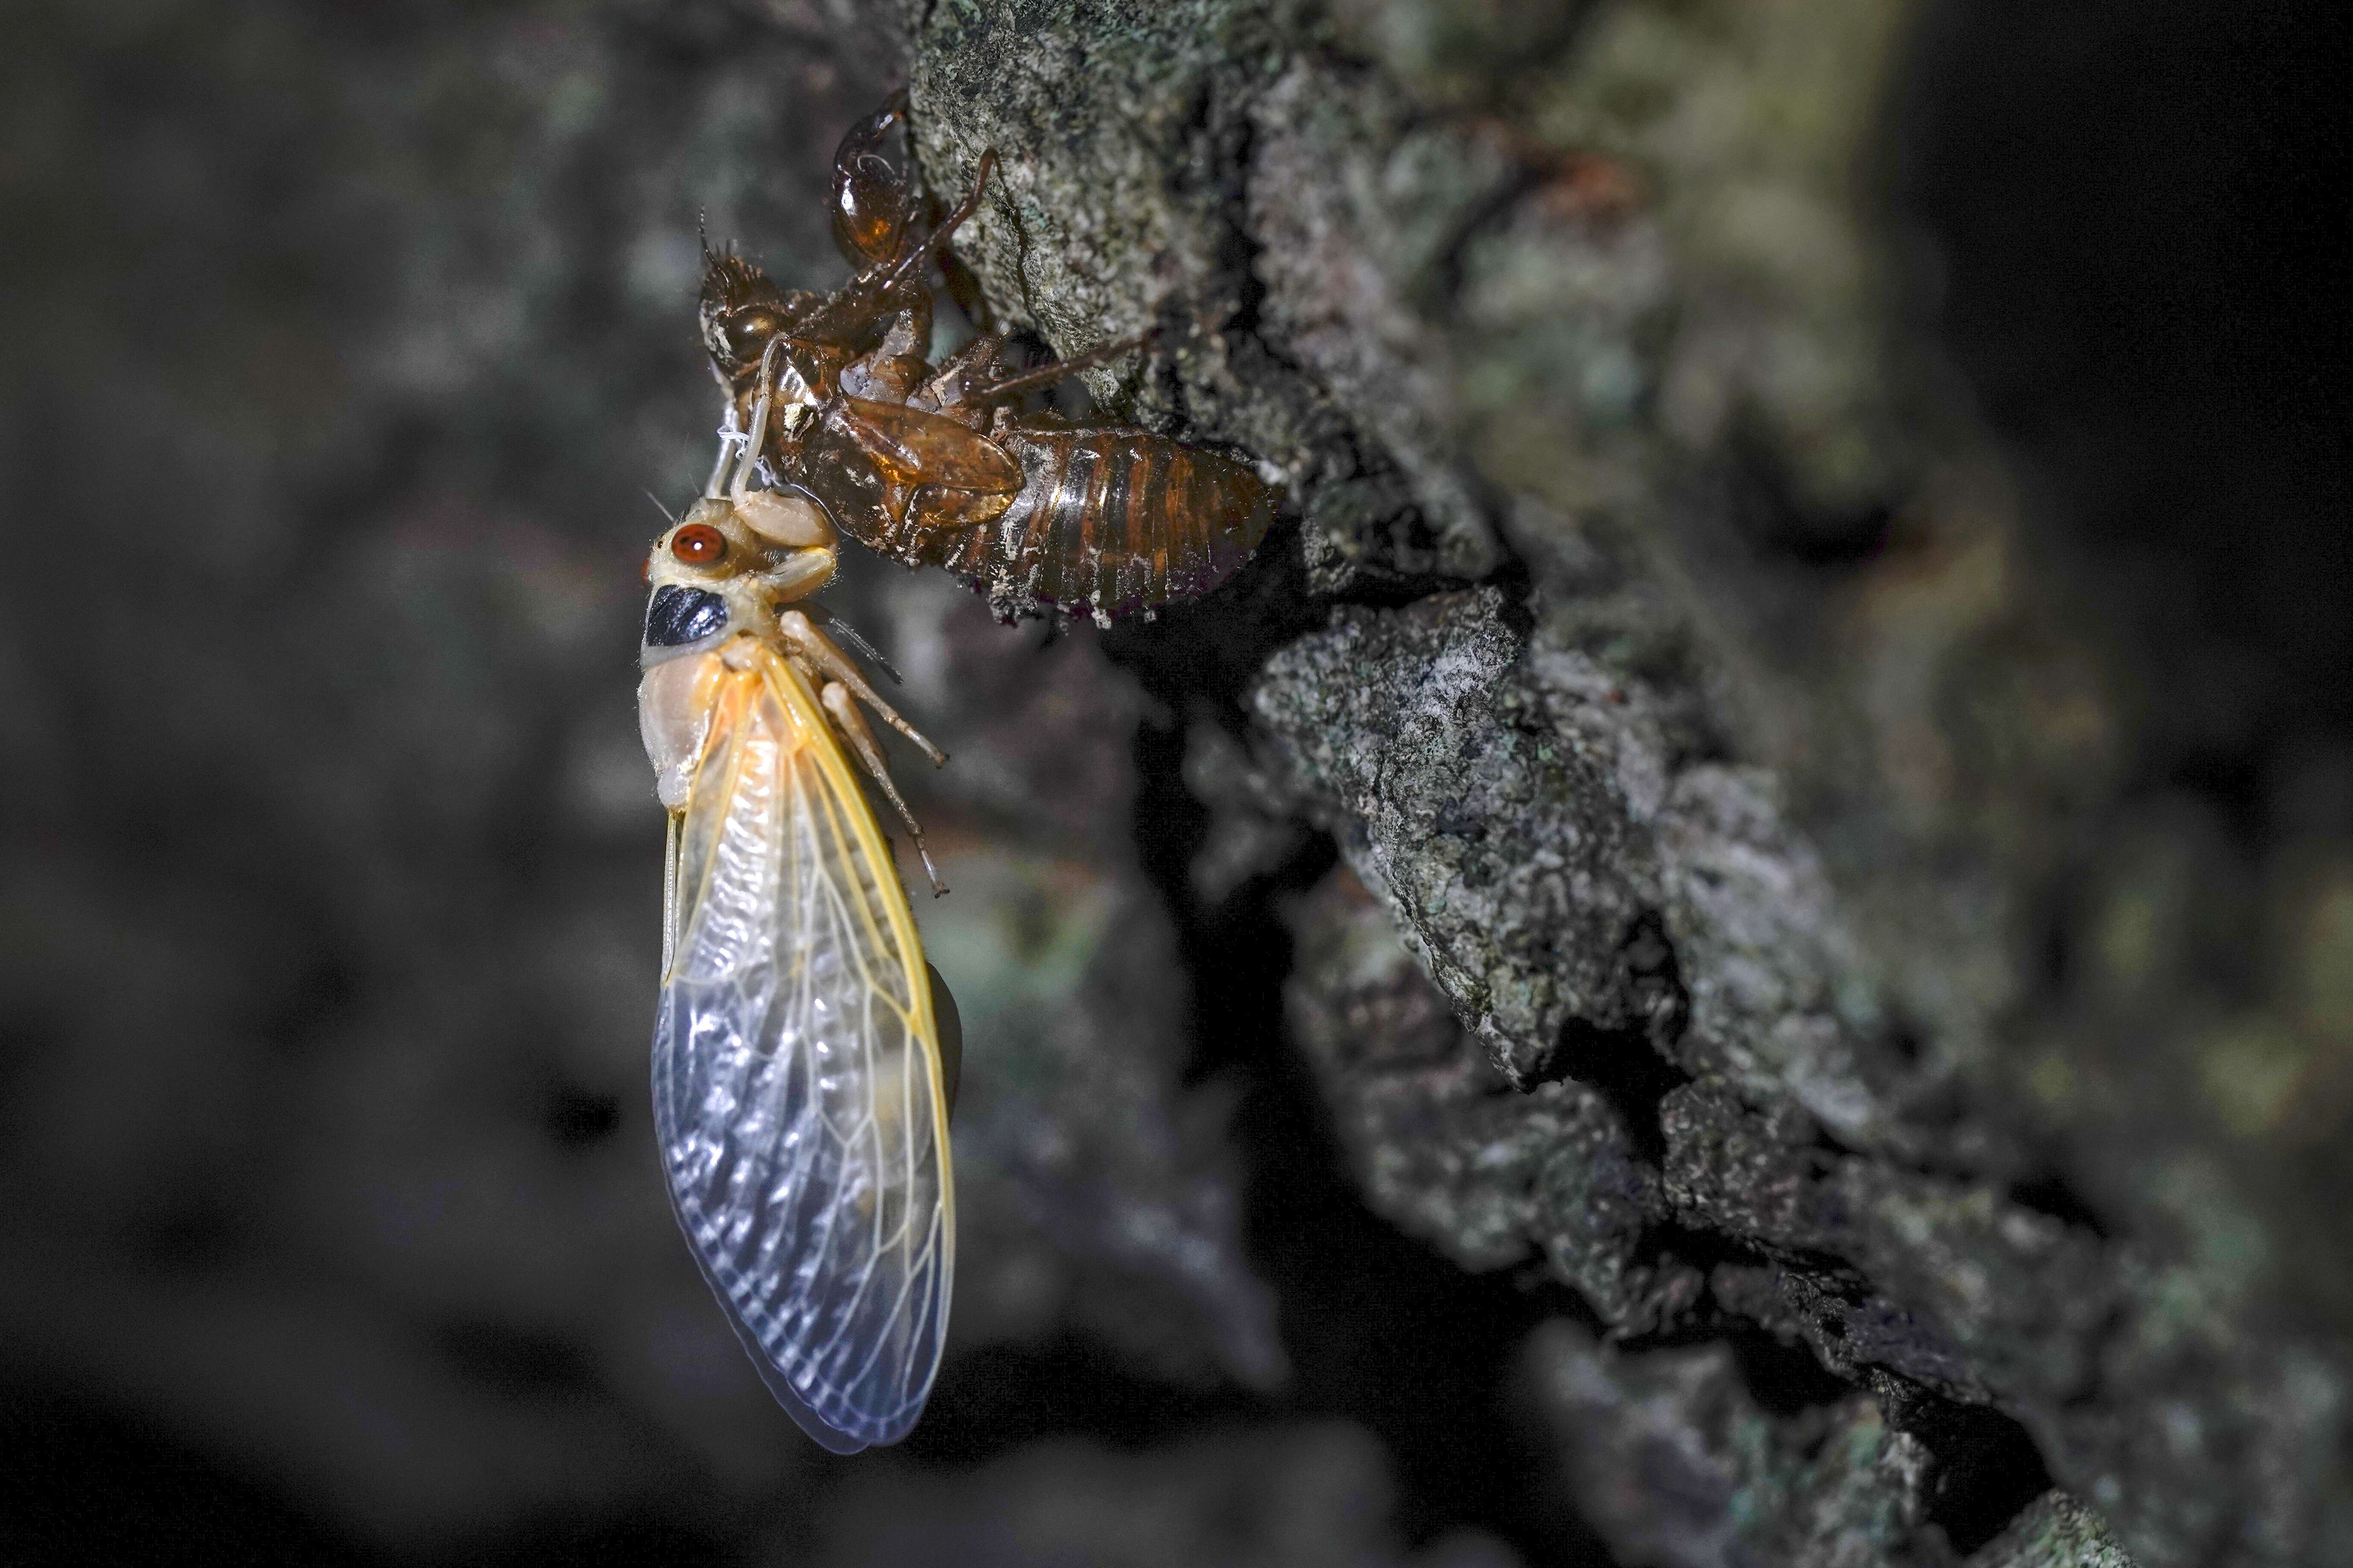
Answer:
[698,94,1276,624]
[638,353,962,1452]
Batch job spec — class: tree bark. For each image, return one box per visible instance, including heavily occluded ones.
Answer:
[903,2,2352,1563]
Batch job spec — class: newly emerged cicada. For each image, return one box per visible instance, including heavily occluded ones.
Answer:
[699,94,1276,624]
[639,354,963,1453]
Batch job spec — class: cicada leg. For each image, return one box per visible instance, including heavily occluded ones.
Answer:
[661,809,683,978]
[820,679,946,897]
[759,547,838,602]
[962,330,1154,407]
[877,150,998,298]
[831,91,914,268]
[776,607,947,896]
[776,609,945,765]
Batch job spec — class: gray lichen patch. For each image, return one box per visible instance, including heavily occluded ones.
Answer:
[1524,1319,2147,1568]
[1525,1320,1948,1568]
[1286,865,1702,1328]
[1254,586,1913,1150]
[1971,1493,2141,1568]
[1256,590,1653,1087]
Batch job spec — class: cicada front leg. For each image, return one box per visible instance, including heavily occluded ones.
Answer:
[830,91,915,269]
[819,680,944,897]
[755,542,838,600]
[791,120,993,355]
[839,305,932,402]
[915,334,1012,418]
[960,331,1155,408]
[831,91,998,297]
[875,149,997,300]
[776,607,950,895]
[776,609,943,764]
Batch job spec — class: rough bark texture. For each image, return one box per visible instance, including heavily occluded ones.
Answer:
[906,2,2351,1564]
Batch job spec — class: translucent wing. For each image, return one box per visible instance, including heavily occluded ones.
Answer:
[652,644,953,1452]
[833,396,1024,492]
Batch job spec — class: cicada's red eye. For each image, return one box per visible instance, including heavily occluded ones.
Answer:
[671,523,727,565]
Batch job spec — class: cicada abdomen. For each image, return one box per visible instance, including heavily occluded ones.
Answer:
[906,422,1273,620]
[792,403,1275,622]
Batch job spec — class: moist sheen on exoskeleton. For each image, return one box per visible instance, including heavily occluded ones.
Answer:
[638,362,963,1454]
[698,93,1275,625]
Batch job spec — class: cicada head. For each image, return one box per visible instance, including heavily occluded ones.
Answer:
[640,491,841,664]
[636,490,820,810]
[642,501,749,661]
[698,251,821,382]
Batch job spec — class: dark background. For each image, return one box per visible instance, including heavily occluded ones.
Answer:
[2,1,2344,1564]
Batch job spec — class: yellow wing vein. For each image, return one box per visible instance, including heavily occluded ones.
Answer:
[776,693,926,1389]
[758,652,952,1428]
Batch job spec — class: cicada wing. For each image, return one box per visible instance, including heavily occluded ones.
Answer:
[833,397,1024,493]
[652,650,953,1453]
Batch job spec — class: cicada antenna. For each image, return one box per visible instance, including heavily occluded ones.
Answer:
[644,489,679,527]
[803,600,904,686]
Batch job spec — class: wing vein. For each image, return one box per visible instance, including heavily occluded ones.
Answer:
[651,646,953,1450]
